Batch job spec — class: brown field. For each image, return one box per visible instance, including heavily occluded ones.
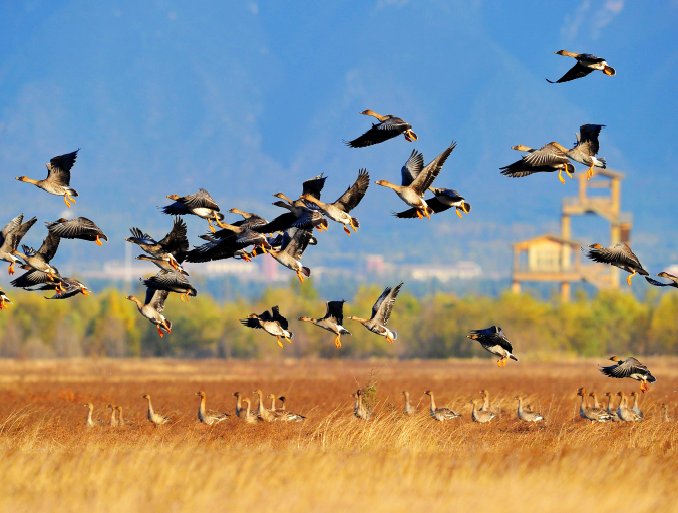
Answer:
[0,358,676,513]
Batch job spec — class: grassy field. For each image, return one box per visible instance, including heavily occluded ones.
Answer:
[0,358,676,513]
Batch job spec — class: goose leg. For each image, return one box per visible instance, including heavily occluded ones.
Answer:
[215,214,229,229]
[95,235,103,246]
[343,225,351,236]
[276,337,283,349]
[586,165,594,180]
[415,210,423,219]
[63,195,71,208]
[156,326,165,338]
[557,169,566,185]
[626,270,636,286]
[296,270,305,283]
[207,218,216,233]
[455,209,463,219]
[7,263,14,275]
[334,335,342,349]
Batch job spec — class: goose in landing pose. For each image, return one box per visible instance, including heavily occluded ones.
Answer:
[348,282,403,344]
[515,396,544,422]
[266,228,313,283]
[0,214,37,275]
[142,394,170,427]
[599,356,656,392]
[466,326,518,367]
[240,306,293,349]
[195,391,229,425]
[376,142,457,219]
[586,243,648,286]
[346,109,417,148]
[424,390,460,421]
[16,150,80,207]
[127,288,172,338]
[547,50,615,84]
[298,300,351,348]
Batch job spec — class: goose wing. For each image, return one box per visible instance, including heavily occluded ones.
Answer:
[324,300,346,325]
[333,169,370,213]
[586,243,648,274]
[372,282,403,324]
[301,174,327,200]
[410,141,457,194]
[158,217,189,262]
[36,231,61,262]
[144,270,193,292]
[522,142,570,167]
[145,288,169,313]
[346,117,409,148]
[1,214,23,244]
[282,228,313,260]
[182,188,221,211]
[46,217,106,240]
[400,150,425,186]
[600,357,655,380]
[271,305,289,330]
[45,150,79,186]
[546,62,593,83]
[11,269,55,288]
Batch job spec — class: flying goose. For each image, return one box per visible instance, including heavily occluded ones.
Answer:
[585,243,648,286]
[266,228,313,283]
[163,188,228,233]
[501,142,575,184]
[13,231,61,278]
[240,305,293,348]
[547,50,615,84]
[46,217,107,246]
[142,394,170,426]
[567,124,607,180]
[424,390,460,421]
[127,288,172,338]
[143,270,197,302]
[0,214,37,275]
[600,356,656,392]
[348,282,404,344]
[466,326,518,367]
[0,289,10,310]
[16,150,80,207]
[195,391,230,425]
[346,109,417,148]
[395,187,470,219]
[126,217,189,271]
[376,142,457,219]
[301,169,370,235]
[645,272,678,288]
[298,300,351,348]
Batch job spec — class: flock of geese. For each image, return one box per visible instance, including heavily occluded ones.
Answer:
[0,48,673,422]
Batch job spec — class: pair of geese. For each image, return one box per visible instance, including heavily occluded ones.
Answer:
[577,387,644,423]
[84,402,125,428]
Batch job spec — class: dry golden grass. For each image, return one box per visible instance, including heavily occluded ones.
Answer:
[0,358,676,513]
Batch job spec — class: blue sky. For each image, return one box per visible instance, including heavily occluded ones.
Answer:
[0,1,676,278]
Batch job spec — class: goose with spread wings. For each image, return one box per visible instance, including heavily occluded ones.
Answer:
[163,188,228,233]
[240,305,293,349]
[271,174,329,233]
[16,150,80,208]
[547,50,615,84]
[501,142,575,184]
[645,272,678,288]
[299,300,351,348]
[127,288,172,338]
[585,242,648,286]
[0,214,37,275]
[46,217,107,246]
[346,109,417,148]
[301,169,370,235]
[600,356,656,393]
[466,326,518,367]
[394,187,470,219]
[13,231,61,279]
[12,269,90,299]
[143,270,197,302]
[348,282,404,344]
[265,228,314,283]
[126,217,189,272]
[377,141,457,219]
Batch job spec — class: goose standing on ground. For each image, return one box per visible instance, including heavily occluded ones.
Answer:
[13,231,61,279]
[195,391,229,425]
[402,391,416,416]
[603,392,621,421]
[346,109,417,148]
[471,400,496,423]
[645,272,678,288]
[163,188,228,233]
[0,214,37,275]
[16,150,80,207]
[616,392,642,422]
[466,326,518,367]
[576,387,613,422]
[588,391,602,410]
[501,142,575,184]
[233,392,243,418]
[547,50,615,84]
[298,300,351,348]
[599,356,657,392]
[348,282,404,344]
[241,398,259,424]
[629,392,644,419]
[254,390,275,422]
[376,142,457,219]
[661,404,671,422]
[240,305,293,349]
[479,389,492,412]
[395,187,471,219]
[143,270,197,302]
[586,243,648,286]
[270,395,306,422]
[0,290,10,310]
[126,217,189,272]
[142,394,170,427]
[84,402,96,428]
[424,390,460,421]
[115,406,125,427]
[515,396,544,422]
[107,404,118,427]
[46,217,108,246]
[301,169,370,235]
[127,288,172,338]
[352,389,371,420]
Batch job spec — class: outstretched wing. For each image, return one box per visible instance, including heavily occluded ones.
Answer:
[45,150,79,186]
[333,169,370,213]
[271,305,289,330]
[301,175,327,200]
[146,288,169,313]
[400,150,424,186]
[546,63,593,83]
[372,282,403,325]
[586,243,647,274]
[574,124,605,156]
[158,217,189,262]
[410,141,457,194]
[183,188,221,211]
[522,143,570,167]
[346,118,408,148]
[324,300,346,325]
[37,231,61,262]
